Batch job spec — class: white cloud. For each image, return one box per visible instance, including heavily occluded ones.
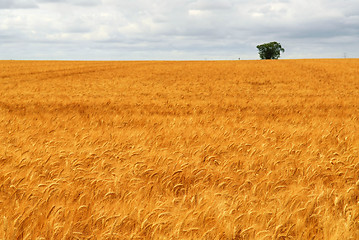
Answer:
[188,9,208,17]
[0,0,358,59]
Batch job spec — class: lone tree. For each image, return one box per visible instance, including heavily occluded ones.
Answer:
[256,42,285,59]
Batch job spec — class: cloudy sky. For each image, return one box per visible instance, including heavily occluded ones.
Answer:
[1,0,358,60]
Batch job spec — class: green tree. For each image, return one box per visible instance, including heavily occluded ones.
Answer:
[256,42,285,59]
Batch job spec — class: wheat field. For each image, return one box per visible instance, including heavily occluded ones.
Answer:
[0,59,358,239]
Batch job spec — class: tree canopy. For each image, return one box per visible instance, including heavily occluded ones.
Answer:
[256,42,285,59]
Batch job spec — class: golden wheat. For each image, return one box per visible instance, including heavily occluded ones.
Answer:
[0,59,358,239]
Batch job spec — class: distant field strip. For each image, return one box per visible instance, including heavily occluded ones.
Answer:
[0,59,358,239]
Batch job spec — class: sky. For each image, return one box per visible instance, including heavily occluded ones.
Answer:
[0,0,358,60]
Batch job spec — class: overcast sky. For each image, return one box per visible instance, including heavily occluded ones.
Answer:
[1,0,358,60]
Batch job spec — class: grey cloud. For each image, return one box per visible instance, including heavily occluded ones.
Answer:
[69,0,101,6]
[0,0,38,9]
[37,0,64,2]
[37,0,101,6]
[1,0,359,60]
[189,0,233,10]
